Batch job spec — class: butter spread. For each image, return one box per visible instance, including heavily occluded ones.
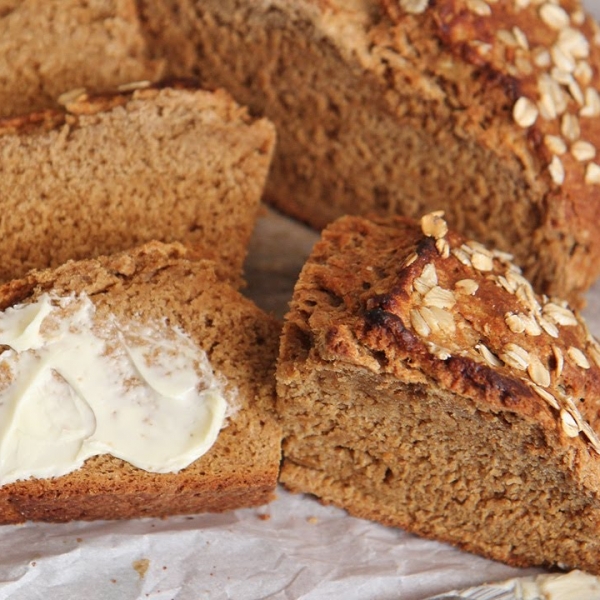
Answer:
[0,293,229,485]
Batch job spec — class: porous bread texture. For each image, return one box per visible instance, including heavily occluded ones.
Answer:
[0,0,162,118]
[0,85,275,284]
[276,213,600,574]
[138,0,600,303]
[0,241,282,523]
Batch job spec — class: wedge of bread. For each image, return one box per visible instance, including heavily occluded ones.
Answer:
[138,0,600,303]
[277,212,600,574]
[0,241,281,523]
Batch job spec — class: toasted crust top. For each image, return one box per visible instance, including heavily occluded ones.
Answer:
[286,212,600,462]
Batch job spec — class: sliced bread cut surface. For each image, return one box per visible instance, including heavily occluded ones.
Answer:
[0,0,162,118]
[0,241,281,523]
[138,0,600,302]
[277,213,600,575]
[0,85,275,283]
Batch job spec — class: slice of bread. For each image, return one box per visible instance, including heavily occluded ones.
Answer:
[0,241,281,523]
[138,0,600,303]
[276,212,600,575]
[0,0,162,118]
[0,85,275,284]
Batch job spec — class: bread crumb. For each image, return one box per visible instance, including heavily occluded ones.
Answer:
[306,516,318,524]
[132,559,150,579]
[257,513,271,521]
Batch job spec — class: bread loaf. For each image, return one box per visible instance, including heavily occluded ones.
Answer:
[0,85,275,283]
[276,212,600,574]
[0,241,281,523]
[0,0,162,118]
[138,0,600,303]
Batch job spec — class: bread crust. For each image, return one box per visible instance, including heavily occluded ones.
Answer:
[0,242,282,523]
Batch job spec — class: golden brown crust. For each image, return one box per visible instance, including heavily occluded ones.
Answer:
[277,213,600,574]
[0,242,282,523]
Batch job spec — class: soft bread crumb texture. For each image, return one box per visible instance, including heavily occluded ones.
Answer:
[0,241,282,523]
[0,0,162,118]
[0,86,275,283]
[277,214,600,575]
[138,0,600,304]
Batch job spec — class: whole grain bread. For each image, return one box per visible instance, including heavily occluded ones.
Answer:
[0,241,282,523]
[0,84,275,283]
[138,0,600,303]
[0,0,162,118]
[276,212,600,575]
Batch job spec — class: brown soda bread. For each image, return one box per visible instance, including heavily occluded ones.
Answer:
[0,241,281,523]
[276,212,600,574]
[0,84,275,284]
[138,0,600,303]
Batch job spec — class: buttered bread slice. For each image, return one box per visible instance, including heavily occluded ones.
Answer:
[277,212,600,574]
[0,241,281,523]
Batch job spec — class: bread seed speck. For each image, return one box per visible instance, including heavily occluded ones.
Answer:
[561,113,580,141]
[477,343,503,367]
[551,44,576,73]
[455,279,479,295]
[567,346,590,369]
[471,252,494,272]
[501,343,530,371]
[552,345,564,378]
[505,313,526,334]
[513,97,539,127]
[534,48,552,68]
[435,238,450,258]
[529,382,560,409]
[423,286,456,309]
[558,27,589,59]
[581,88,600,117]
[413,263,438,294]
[543,302,578,326]
[585,163,600,184]
[539,4,570,30]
[451,248,472,267]
[513,26,529,50]
[574,60,593,85]
[538,316,559,338]
[420,211,448,239]
[404,252,418,267]
[466,0,492,16]
[398,0,429,14]
[549,155,565,185]
[527,355,551,387]
[561,409,580,437]
[544,134,567,155]
[410,308,431,337]
[581,422,600,454]
[521,314,542,336]
[571,140,596,161]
